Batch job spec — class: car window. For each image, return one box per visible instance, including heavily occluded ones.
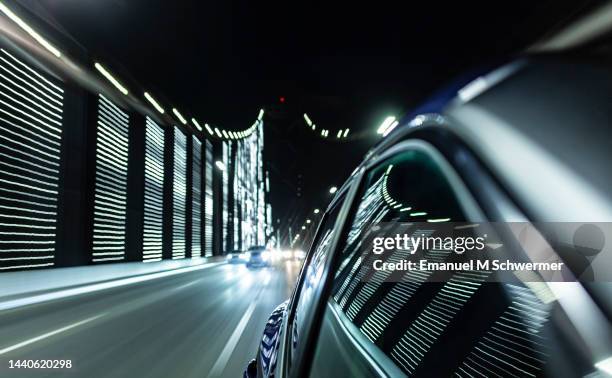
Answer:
[320,146,562,377]
[288,197,345,371]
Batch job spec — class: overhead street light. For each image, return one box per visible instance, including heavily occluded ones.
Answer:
[329,186,338,194]
[191,118,202,132]
[95,63,128,95]
[172,108,187,125]
[144,92,165,114]
[0,1,62,58]
[377,116,399,136]
[314,209,320,214]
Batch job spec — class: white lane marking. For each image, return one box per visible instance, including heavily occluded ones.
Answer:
[209,290,261,377]
[0,262,222,312]
[0,313,105,356]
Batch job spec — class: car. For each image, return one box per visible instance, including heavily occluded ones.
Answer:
[226,250,247,264]
[246,246,271,268]
[245,8,612,378]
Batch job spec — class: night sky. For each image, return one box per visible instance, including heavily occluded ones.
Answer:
[28,0,596,244]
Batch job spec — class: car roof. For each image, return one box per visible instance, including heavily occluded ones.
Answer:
[331,50,612,224]
[330,4,612,221]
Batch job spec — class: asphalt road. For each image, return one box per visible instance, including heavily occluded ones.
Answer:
[0,259,303,378]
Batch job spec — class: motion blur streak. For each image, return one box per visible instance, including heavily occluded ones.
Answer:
[0,262,223,311]
[0,261,302,377]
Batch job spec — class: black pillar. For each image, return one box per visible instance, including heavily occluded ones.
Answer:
[55,87,90,267]
[125,113,146,262]
[162,126,174,260]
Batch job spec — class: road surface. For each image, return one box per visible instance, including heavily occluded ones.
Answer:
[0,259,302,377]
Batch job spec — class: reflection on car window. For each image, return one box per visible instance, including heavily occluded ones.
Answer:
[330,148,558,376]
[290,199,343,369]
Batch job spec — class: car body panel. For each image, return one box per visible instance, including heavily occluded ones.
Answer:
[248,51,612,377]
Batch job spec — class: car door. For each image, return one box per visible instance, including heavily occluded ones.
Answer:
[305,139,588,377]
[278,180,360,378]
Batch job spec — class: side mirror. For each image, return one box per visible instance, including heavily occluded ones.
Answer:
[243,358,257,378]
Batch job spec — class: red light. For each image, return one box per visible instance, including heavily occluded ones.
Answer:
[279,96,285,103]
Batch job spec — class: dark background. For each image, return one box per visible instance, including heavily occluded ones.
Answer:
[23,0,598,244]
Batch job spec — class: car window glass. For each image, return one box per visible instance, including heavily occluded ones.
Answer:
[289,199,344,369]
[328,148,558,376]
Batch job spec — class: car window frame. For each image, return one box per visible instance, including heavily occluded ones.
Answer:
[281,174,363,378]
[313,138,486,376]
[281,118,552,377]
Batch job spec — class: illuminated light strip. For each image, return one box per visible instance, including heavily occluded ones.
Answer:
[343,128,349,138]
[222,130,229,138]
[0,255,54,261]
[427,218,451,223]
[214,127,223,138]
[410,212,427,217]
[0,3,61,57]
[171,108,186,125]
[144,92,165,114]
[303,113,312,126]
[191,118,202,132]
[337,130,342,138]
[0,204,56,215]
[94,63,128,95]
[173,126,187,259]
[258,108,264,121]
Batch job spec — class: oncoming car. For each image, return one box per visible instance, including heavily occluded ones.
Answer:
[226,250,247,264]
[246,245,271,268]
[245,9,612,378]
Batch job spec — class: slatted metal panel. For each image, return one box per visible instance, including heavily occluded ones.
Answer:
[191,136,202,258]
[222,141,229,253]
[204,140,213,257]
[92,94,129,263]
[143,117,164,262]
[172,126,187,259]
[0,48,63,270]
